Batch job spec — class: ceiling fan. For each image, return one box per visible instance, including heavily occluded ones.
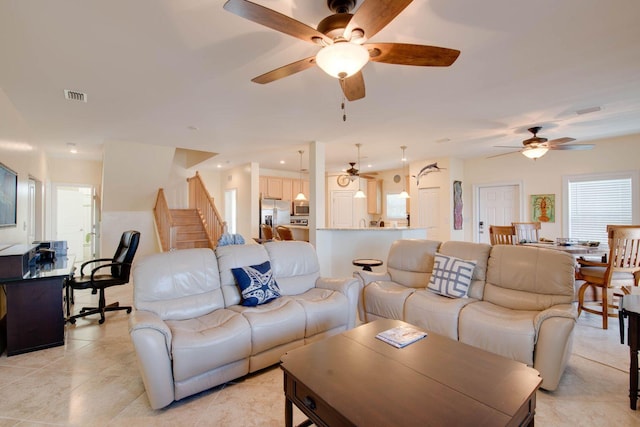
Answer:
[337,143,375,187]
[491,126,595,160]
[223,0,460,101]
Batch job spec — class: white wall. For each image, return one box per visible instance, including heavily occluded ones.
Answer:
[462,133,640,241]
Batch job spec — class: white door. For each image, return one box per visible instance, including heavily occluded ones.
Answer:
[417,187,440,240]
[477,184,520,244]
[331,190,354,228]
[53,184,95,262]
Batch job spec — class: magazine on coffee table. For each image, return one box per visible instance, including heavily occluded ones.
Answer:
[375,326,427,348]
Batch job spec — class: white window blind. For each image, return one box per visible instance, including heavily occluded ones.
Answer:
[567,177,632,246]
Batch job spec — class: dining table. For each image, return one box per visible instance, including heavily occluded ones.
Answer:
[520,241,607,257]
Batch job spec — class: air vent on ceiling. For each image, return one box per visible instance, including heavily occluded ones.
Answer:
[64,89,87,102]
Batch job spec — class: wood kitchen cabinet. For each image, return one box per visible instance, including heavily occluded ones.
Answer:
[367,179,382,214]
[282,178,293,201]
[263,177,283,199]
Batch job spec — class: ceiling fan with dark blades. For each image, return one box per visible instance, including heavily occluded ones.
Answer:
[223,0,460,101]
[490,126,595,160]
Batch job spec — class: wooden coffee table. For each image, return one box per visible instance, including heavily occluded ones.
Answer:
[281,319,542,427]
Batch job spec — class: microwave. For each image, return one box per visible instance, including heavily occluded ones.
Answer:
[293,201,310,216]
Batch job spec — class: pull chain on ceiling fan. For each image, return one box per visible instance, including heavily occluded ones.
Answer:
[223,0,460,101]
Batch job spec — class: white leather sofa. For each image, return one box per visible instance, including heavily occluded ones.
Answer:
[355,239,577,391]
[129,241,359,409]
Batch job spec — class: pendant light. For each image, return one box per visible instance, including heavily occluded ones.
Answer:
[295,150,307,202]
[399,146,410,199]
[354,143,366,199]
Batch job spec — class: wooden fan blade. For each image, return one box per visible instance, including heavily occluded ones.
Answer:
[340,71,366,101]
[223,0,332,45]
[345,0,412,42]
[251,56,316,84]
[549,144,595,151]
[367,43,460,66]
[487,150,520,159]
[547,137,576,146]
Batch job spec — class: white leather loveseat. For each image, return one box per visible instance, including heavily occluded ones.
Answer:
[356,239,577,391]
[129,241,359,409]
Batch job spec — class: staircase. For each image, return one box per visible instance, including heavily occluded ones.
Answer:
[154,172,226,252]
[170,209,210,249]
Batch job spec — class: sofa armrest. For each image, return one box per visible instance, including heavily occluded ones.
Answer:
[316,277,361,329]
[533,304,577,339]
[128,310,175,409]
[353,270,391,287]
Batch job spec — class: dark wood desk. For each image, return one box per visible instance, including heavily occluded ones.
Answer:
[0,256,74,356]
[281,319,542,427]
[620,294,640,410]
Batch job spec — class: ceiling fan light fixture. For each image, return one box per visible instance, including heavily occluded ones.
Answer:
[522,146,548,159]
[315,41,369,79]
[354,189,366,199]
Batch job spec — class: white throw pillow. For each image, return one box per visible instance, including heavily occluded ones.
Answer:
[427,253,476,298]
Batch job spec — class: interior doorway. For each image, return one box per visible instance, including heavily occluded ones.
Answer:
[52,184,96,263]
[475,183,521,244]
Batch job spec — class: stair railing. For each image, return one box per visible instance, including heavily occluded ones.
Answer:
[154,189,177,251]
[187,171,226,249]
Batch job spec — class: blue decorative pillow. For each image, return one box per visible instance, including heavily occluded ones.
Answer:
[231,261,281,306]
[427,253,477,298]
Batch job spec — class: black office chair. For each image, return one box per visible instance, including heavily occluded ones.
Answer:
[66,230,140,324]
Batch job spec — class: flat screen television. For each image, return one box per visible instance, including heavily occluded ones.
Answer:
[0,162,17,227]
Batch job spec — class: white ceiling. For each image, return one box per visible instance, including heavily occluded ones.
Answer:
[1,0,639,173]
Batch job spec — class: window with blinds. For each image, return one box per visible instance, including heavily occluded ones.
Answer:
[566,175,633,247]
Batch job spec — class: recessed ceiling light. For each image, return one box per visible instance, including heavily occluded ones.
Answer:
[280,160,285,164]
[217,164,222,168]
[367,164,372,168]
[67,142,78,154]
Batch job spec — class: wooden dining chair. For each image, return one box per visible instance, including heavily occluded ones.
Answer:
[489,225,516,245]
[276,225,294,241]
[512,222,541,243]
[577,225,640,329]
[261,224,274,241]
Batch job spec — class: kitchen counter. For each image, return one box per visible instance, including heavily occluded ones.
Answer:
[316,227,427,277]
[287,224,309,242]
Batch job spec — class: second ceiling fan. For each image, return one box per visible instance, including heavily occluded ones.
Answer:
[223,0,460,101]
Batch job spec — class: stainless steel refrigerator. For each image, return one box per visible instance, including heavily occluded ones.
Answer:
[259,198,291,239]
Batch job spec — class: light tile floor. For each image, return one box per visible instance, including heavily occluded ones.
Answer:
[1,284,640,426]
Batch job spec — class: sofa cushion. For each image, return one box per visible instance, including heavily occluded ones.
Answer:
[386,239,441,288]
[458,301,537,366]
[405,290,477,340]
[166,309,251,382]
[291,288,349,338]
[132,248,225,320]
[216,244,271,307]
[231,261,281,306]
[439,241,492,300]
[485,245,576,310]
[228,297,306,355]
[264,241,321,295]
[363,281,416,321]
[427,253,476,298]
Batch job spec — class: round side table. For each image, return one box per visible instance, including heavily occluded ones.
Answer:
[352,258,383,272]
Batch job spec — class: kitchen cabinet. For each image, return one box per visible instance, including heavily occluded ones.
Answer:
[367,179,382,214]
[282,178,293,201]
[260,175,309,201]
[265,177,283,199]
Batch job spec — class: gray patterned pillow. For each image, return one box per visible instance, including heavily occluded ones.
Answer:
[427,253,476,298]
